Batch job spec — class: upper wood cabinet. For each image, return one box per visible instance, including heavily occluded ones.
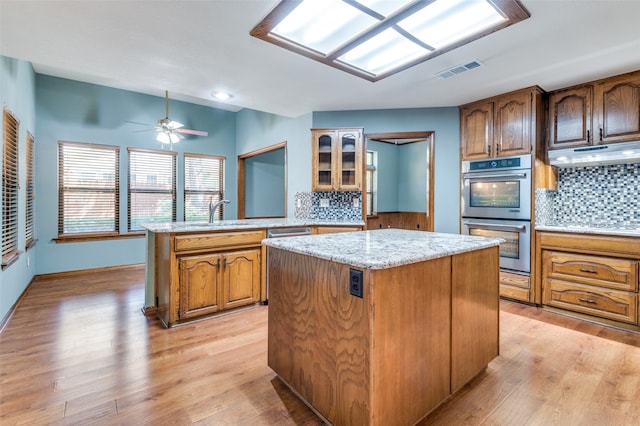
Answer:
[596,72,640,144]
[548,70,640,150]
[548,86,593,149]
[460,101,493,159]
[311,128,363,191]
[461,87,541,160]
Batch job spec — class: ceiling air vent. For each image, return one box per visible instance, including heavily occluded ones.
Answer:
[436,60,483,79]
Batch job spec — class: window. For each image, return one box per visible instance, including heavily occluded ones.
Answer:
[2,108,19,267]
[25,132,35,249]
[366,150,377,216]
[128,148,176,231]
[251,0,529,81]
[184,153,225,221]
[58,141,120,237]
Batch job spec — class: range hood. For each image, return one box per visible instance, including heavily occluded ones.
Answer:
[548,141,640,167]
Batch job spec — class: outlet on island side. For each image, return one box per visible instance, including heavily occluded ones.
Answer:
[349,268,363,298]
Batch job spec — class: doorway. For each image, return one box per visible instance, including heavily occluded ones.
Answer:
[364,131,434,231]
[238,142,287,219]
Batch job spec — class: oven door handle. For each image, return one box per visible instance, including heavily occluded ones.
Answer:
[463,172,528,180]
[464,222,527,231]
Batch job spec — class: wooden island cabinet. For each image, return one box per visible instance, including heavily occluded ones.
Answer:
[264,229,502,426]
[143,219,364,327]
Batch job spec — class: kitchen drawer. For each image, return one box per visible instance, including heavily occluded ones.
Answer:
[543,251,638,291]
[543,278,637,325]
[174,230,265,252]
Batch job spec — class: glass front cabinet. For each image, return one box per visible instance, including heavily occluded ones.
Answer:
[311,128,363,191]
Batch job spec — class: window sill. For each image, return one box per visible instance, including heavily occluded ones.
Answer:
[54,233,144,244]
[1,250,22,270]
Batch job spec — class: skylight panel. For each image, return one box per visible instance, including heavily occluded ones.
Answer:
[338,27,428,75]
[399,0,508,49]
[272,0,378,54]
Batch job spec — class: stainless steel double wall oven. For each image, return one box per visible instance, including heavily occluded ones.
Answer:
[461,155,532,274]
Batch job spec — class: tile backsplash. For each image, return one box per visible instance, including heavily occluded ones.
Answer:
[295,191,362,220]
[536,163,640,225]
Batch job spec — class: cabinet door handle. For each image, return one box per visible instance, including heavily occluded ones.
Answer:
[488,145,492,157]
[217,258,221,269]
[599,127,603,142]
[496,144,501,154]
[579,297,597,304]
[587,130,590,143]
[579,268,597,274]
[223,258,227,269]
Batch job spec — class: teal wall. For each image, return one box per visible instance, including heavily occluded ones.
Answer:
[245,147,286,217]
[35,75,237,275]
[367,140,399,212]
[0,57,37,323]
[312,108,460,233]
[236,109,312,218]
[398,142,428,212]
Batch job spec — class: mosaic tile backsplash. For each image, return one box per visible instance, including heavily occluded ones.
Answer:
[536,163,640,226]
[295,191,363,220]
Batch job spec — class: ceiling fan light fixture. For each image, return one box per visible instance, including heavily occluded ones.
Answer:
[157,131,181,144]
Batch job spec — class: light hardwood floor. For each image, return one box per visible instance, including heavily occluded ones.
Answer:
[1,264,639,425]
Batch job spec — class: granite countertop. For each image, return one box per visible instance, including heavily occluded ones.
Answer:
[142,218,365,233]
[536,223,640,238]
[262,228,503,270]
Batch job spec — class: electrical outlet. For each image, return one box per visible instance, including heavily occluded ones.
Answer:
[320,198,330,208]
[352,197,360,208]
[296,199,301,208]
[349,268,363,298]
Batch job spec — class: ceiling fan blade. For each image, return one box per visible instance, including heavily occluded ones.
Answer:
[177,128,208,136]
[125,120,156,127]
[133,128,162,133]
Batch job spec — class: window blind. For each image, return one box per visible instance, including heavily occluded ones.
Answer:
[184,153,225,221]
[58,141,120,236]
[25,132,35,248]
[128,148,176,231]
[2,108,19,265]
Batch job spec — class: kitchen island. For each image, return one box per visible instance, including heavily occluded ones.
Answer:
[263,229,503,426]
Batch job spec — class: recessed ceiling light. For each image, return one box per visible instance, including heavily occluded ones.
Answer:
[213,92,232,101]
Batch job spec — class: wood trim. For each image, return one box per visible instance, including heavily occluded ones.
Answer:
[53,233,144,243]
[237,142,287,220]
[365,131,433,144]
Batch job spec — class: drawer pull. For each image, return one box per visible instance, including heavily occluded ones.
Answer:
[579,268,597,274]
[578,297,597,304]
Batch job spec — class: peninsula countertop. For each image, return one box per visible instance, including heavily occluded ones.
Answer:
[142,218,365,233]
[262,228,503,270]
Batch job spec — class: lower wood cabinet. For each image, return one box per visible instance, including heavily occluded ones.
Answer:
[537,231,640,330]
[178,248,261,320]
[155,230,265,327]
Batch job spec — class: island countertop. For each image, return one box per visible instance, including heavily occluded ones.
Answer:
[142,218,364,233]
[263,228,503,270]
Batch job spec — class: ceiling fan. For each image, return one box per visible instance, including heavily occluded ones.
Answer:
[128,90,208,145]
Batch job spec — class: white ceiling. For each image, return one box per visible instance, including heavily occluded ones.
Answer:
[1,0,640,118]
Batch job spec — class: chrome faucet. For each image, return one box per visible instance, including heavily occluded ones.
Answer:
[209,198,230,223]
